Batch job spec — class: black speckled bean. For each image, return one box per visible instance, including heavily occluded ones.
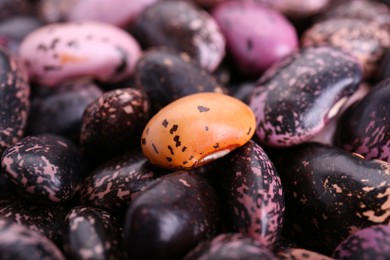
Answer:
[79,149,167,213]
[27,81,103,143]
[80,88,151,160]
[124,170,220,260]
[135,48,225,111]
[0,217,65,259]
[249,46,362,147]
[0,200,68,245]
[1,134,81,204]
[335,79,390,163]
[0,47,30,155]
[131,1,225,72]
[274,142,390,254]
[184,233,276,260]
[62,206,124,260]
[332,225,390,260]
[218,140,284,250]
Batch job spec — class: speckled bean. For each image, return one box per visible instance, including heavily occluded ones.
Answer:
[249,46,362,147]
[275,142,390,254]
[1,134,81,204]
[19,21,141,87]
[335,79,390,163]
[218,140,284,250]
[131,1,225,72]
[0,47,30,155]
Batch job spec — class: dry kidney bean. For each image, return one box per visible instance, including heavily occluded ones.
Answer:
[27,81,103,143]
[0,217,65,259]
[131,1,225,72]
[135,48,225,111]
[212,0,298,76]
[249,46,362,147]
[274,142,390,254]
[124,170,220,259]
[1,0,390,259]
[0,47,30,155]
[1,134,81,204]
[334,79,390,163]
[62,206,124,260]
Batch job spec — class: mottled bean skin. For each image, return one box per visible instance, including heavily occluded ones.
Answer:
[332,225,390,260]
[0,200,68,245]
[274,142,390,254]
[249,46,361,147]
[27,81,103,142]
[19,21,141,87]
[276,248,333,260]
[0,47,30,155]
[132,1,225,72]
[302,18,390,78]
[79,149,166,213]
[218,140,284,249]
[335,79,390,163]
[62,206,124,260]
[135,48,225,111]
[124,171,220,260]
[1,134,81,204]
[80,88,151,159]
[184,233,276,260]
[0,218,65,259]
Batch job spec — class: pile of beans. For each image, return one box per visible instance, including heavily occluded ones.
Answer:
[0,0,389,259]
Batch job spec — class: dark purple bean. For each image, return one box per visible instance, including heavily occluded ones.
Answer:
[184,233,276,260]
[80,88,151,160]
[62,206,124,260]
[124,170,220,260]
[131,1,225,72]
[79,149,167,213]
[332,225,390,260]
[0,200,68,244]
[335,79,390,163]
[1,134,81,204]
[135,48,225,111]
[0,217,65,259]
[249,46,361,147]
[0,0,38,22]
[217,140,284,250]
[27,81,103,143]
[274,142,390,254]
[0,47,30,155]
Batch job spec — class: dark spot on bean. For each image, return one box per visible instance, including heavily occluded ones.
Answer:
[162,119,168,128]
[197,106,210,112]
[67,40,77,47]
[166,157,172,162]
[174,135,181,147]
[146,128,149,135]
[168,145,174,155]
[182,146,187,152]
[43,65,61,71]
[247,38,253,51]
[152,143,159,154]
[141,138,146,145]
[189,156,194,160]
[183,160,188,165]
[50,38,59,49]
[115,46,127,74]
[247,127,252,135]
[205,126,209,131]
[213,143,219,149]
[170,125,178,134]
[37,43,48,51]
